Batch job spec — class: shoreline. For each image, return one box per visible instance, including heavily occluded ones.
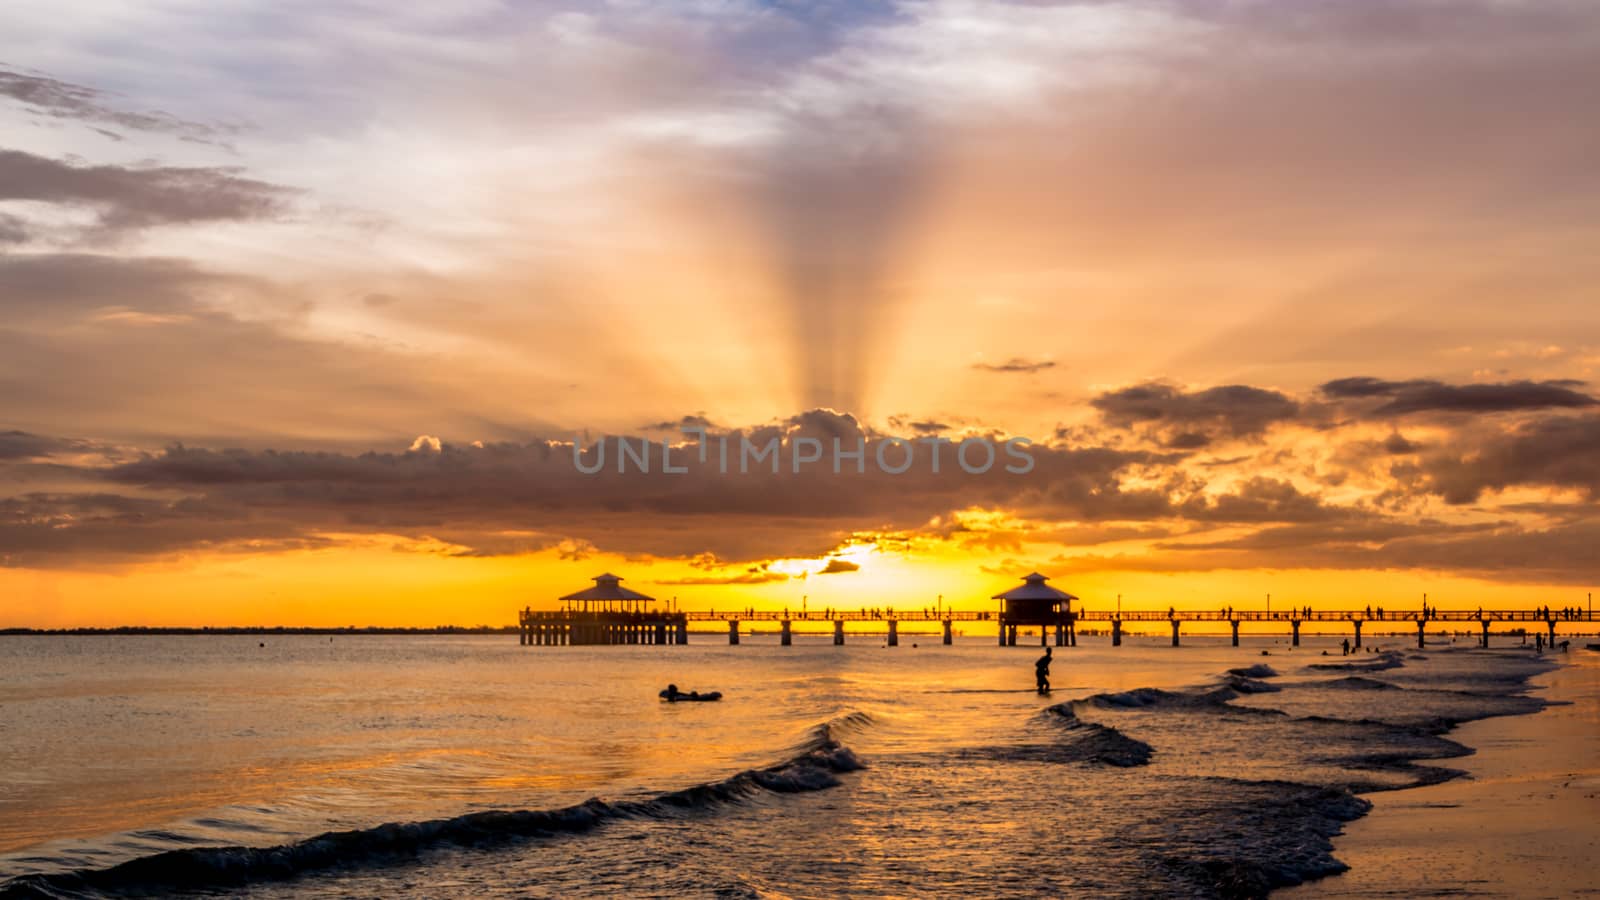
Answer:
[1283,649,1600,898]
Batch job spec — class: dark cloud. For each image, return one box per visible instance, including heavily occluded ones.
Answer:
[1320,377,1596,415]
[1382,432,1421,455]
[4,399,1595,582]
[1092,382,1299,444]
[0,431,77,460]
[0,66,226,142]
[0,414,1270,566]
[818,558,859,574]
[1404,413,1600,504]
[0,491,328,566]
[0,149,290,239]
[973,358,1055,374]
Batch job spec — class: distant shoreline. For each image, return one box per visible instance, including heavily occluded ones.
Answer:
[0,626,519,636]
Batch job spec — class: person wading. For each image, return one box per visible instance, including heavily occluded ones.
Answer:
[1035,646,1053,694]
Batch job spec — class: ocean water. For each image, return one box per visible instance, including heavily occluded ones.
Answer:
[0,632,1558,898]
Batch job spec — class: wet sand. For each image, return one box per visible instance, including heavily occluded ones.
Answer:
[1286,647,1600,898]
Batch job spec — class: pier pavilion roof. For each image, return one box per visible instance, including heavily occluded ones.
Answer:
[560,573,655,609]
[991,572,1078,602]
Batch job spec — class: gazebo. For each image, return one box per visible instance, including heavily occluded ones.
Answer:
[560,573,655,613]
[991,572,1079,647]
[521,573,685,646]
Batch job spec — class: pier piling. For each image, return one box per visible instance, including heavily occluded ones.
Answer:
[1230,619,1240,647]
[1291,619,1301,647]
[1111,619,1122,646]
[1170,619,1181,647]
[1353,619,1363,649]
[729,620,740,645]
[888,619,899,647]
[834,619,845,645]
[780,619,792,646]
[942,619,953,645]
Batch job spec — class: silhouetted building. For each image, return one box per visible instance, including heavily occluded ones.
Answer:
[992,572,1078,647]
[520,573,686,647]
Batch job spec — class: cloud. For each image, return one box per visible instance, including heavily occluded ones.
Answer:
[1120,516,1600,586]
[973,358,1055,374]
[0,492,329,566]
[655,565,790,586]
[1321,377,1596,416]
[0,413,1205,566]
[0,149,290,240]
[1179,477,1359,525]
[641,414,716,433]
[0,212,27,244]
[0,431,77,461]
[0,66,228,142]
[1382,432,1421,455]
[1092,382,1300,446]
[4,393,1597,582]
[408,435,443,453]
[0,253,561,443]
[1404,413,1600,504]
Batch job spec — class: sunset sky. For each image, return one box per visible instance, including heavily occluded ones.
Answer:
[3,0,1598,627]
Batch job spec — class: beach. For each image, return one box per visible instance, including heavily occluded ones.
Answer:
[1286,644,1600,899]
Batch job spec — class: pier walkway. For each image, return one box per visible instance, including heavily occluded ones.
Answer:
[519,606,1594,649]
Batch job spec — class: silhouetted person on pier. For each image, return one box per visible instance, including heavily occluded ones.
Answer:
[1035,647,1052,694]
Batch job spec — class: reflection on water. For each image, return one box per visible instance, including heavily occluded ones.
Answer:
[0,634,1559,898]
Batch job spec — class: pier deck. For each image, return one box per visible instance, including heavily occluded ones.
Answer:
[519,606,1594,649]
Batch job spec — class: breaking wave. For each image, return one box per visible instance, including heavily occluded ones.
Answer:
[0,714,871,899]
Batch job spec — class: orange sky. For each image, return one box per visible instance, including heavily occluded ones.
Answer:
[2,1,1598,626]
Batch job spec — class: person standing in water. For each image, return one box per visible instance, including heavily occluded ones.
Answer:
[1035,646,1053,694]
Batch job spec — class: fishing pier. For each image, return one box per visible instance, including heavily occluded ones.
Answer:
[519,573,1594,649]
